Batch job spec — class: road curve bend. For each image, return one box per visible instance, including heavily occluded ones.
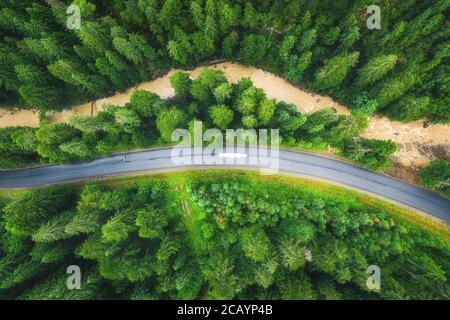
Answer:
[0,147,449,223]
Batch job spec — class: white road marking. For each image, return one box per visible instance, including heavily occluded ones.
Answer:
[218,153,248,158]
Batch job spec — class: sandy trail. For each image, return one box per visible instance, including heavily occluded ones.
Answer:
[0,109,40,127]
[0,62,448,179]
[0,62,351,126]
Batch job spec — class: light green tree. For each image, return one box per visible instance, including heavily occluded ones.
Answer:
[209,104,234,130]
[314,52,359,90]
[170,72,192,98]
[156,106,187,142]
[278,236,306,271]
[213,83,233,103]
[257,99,276,125]
[355,55,398,86]
[135,207,168,239]
[241,227,270,262]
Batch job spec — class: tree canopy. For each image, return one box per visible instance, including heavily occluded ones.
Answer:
[1,173,447,300]
[0,0,447,123]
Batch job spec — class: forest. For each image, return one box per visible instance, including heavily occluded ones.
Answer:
[0,0,449,302]
[0,68,397,171]
[0,173,448,300]
[0,0,448,123]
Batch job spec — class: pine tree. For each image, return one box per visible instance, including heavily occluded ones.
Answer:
[32,211,74,243]
[240,34,267,65]
[355,55,398,87]
[167,27,193,65]
[135,206,168,239]
[10,127,38,152]
[101,209,136,243]
[338,14,359,53]
[95,57,125,90]
[14,64,50,85]
[387,95,430,122]
[170,72,192,98]
[48,59,109,96]
[278,272,316,300]
[241,227,270,262]
[278,237,306,271]
[298,28,317,53]
[65,185,104,235]
[159,0,186,31]
[18,85,59,110]
[218,1,240,34]
[221,32,239,59]
[242,2,258,31]
[190,1,204,29]
[59,139,94,159]
[377,70,417,107]
[255,255,278,288]
[79,21,111,53]
[314,52,359,90]
[30,242,72,264]
[113,37,143,65]
[204,256,241,299]
[279,35,296,63]
[3,186,77,236]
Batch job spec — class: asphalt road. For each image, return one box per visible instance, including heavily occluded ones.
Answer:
[1,147,449,223]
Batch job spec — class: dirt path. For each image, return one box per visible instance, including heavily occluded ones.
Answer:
[0,62,351,126]
[0,62,448,181]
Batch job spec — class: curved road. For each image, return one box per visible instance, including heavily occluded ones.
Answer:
[0,147,449,223]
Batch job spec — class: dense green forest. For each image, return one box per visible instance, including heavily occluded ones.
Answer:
[0,173,448,300]
[0,68,396,171]
[0,0,449,123]
[0,1,448,302]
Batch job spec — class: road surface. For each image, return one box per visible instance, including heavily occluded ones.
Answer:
[0,147,449,223]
